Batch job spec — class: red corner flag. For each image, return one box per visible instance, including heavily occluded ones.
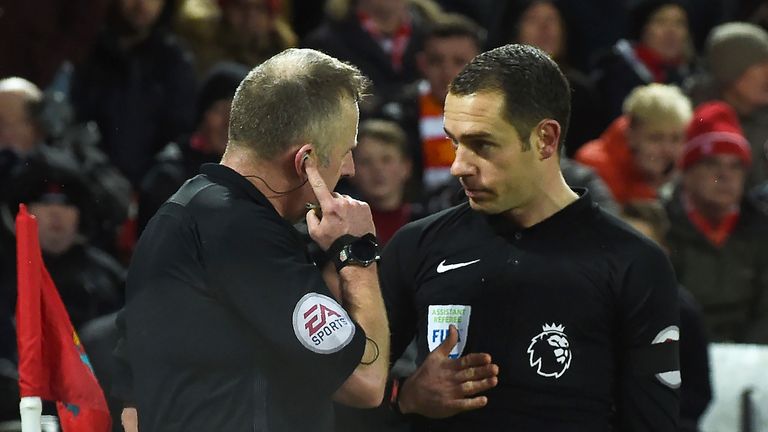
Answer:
[16,204,111,431]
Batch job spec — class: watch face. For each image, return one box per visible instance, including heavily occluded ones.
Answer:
[350,239,377,262]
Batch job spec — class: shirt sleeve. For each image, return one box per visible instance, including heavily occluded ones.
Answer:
[379,225,419,364]
[205,208,366,394]
[615,244,681,432]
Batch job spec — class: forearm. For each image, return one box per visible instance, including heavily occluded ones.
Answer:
[333,265,390,407]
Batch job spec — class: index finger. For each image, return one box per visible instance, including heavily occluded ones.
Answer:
[304,156,334,208]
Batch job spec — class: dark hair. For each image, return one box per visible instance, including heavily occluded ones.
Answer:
[508,0,570,64]
[448,43,571,149]
[196,62,249,124]
[424,13,486,51]
[357,119,409,158]
[228,48,370,162]
[628,0,689,41]
[621,200,671,244]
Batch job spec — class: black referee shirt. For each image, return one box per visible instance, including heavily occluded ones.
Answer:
[124,163,366,432]
[382,190,680,431]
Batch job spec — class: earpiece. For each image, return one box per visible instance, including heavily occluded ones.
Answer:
[302,152,310,163]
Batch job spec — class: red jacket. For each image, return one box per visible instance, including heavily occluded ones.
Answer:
[575,116,656,204]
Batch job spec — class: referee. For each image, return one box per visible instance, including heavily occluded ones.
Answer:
[122,49,389,432]
[381,44,680,431]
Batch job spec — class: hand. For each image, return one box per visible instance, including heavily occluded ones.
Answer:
[398,325,499,418]
[304,157,375,250]
[121,407,138,432]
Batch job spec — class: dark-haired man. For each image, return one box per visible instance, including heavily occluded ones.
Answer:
[379,14,483,203]
[122,48,389,432]
[381,44,680,431]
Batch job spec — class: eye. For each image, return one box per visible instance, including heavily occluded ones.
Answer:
[470,140,494,154]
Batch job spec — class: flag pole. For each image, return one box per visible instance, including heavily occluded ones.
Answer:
[20,396,42,432]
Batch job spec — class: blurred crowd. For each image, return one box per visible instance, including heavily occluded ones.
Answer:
[1,0,768,430]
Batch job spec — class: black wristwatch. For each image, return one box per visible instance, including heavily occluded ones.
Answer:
[328,233,380,271]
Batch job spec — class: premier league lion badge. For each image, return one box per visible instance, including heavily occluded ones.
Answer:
[527,323,572,379]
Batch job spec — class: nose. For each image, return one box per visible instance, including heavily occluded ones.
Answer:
[341,151,355,178]
[450,145,473,178]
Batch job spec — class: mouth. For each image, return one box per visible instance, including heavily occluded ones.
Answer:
[462,187,491,199]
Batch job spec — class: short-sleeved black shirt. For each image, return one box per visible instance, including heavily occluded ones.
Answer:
[382,191,680,431]
[124,163,366,432]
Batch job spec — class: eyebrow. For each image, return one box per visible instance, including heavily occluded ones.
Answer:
[443,128,494,142]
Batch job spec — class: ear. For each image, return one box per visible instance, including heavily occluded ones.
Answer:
[400,157,413,181]
[534,120,562,161]
[293,143,314,177]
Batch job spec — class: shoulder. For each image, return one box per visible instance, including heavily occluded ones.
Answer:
[585,207,668,262]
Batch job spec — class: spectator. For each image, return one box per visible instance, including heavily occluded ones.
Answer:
[71,0,197,186]
[378,13,482,200]
[687,22,768,187]
[592,0,695,122]
[507,0,605,155]
[576,83,693,205]
[665,101,768,344]
[138,62,249,231]
[303,0,438,115]
[349,119,423,245]
[621,200,712,432]
[0,77,131,254]
[1,154,125,328]
[176,0,298,76]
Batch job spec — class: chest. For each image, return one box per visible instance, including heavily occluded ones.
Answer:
[409,233,619,386]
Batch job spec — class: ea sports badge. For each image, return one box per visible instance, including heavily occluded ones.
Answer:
[293,293,355,354]
[427,305,471,358]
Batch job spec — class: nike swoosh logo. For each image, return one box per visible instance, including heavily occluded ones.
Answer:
[436,259,481,274]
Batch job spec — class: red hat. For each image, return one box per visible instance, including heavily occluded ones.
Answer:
[681,102,752,170]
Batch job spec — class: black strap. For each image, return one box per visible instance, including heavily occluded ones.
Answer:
[327,234,359,271]
[627,340,680,376]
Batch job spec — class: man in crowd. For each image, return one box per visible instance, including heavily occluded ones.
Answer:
[380,13,483,199]
[688,22,768,187]
[349,119,422,245]
[665,101,768,344]
[576,83,692,205]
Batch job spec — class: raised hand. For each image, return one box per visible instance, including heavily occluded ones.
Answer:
[398,325,499,418]
[304,155,375,251]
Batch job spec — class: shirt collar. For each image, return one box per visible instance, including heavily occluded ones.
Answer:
[199,163,276,211]
[487,188,595,239]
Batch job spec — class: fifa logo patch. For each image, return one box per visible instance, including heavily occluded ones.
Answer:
[427,305,471,358]
[527,323,572,378]
[293,293,355,354]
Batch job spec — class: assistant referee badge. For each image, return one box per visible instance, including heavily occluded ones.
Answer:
[527,323,572,379]
[293,293,355,354]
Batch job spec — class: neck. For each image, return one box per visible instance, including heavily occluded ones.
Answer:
[358,3,403,34]
[119,31,150,50]
[687,197,733,225]
[722,88,754,116]
[369,193,404,212]
[503,170,578,228]
[221,148,306,222]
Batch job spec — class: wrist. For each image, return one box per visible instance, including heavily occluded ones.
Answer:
[392,376,413,415]
[327,233,380,271]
